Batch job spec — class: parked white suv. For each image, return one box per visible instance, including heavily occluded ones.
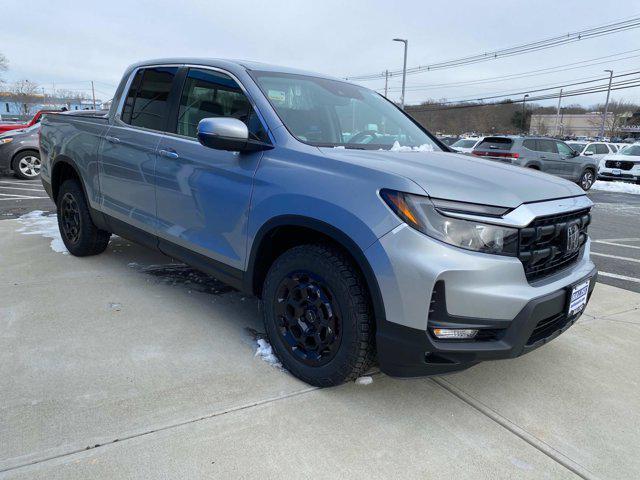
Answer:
[597,143,640,183]
[450,137,483,153]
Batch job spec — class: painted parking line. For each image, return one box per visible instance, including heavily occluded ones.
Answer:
[594,238,640,243]
[593,240,640,251]
[0,186,46,193]
[0,196,47,200]
[0,181,43,187]
[599,271,640,284]
[591,252,640,264]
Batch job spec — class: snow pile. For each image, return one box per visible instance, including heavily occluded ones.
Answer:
[389,141,434,152]
[255,338,282,368]
[355,376,373,385]
[592,181,640,195]
[17,211,68,254]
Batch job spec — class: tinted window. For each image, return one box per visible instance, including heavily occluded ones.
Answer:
[176,68,268,142]
[523,139,537,151]
[122,67,177,131]
[477,137,513,150]
[595,143,609,154]
[610,144,618,152]
[556,142,574,156]
[538,139,557,153]
[451,139,478,148]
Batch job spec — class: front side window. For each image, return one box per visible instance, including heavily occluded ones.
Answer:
[121,66,177,131]
[176,68,268,142]
[595,144,609,154]
[451,139,478,149]
[250,71,441,150]
[584,144,597,154]
[556,142,574,156]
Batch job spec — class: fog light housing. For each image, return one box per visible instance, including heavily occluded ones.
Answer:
[432,328,478,340]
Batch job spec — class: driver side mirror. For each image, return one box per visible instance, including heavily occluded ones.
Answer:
[583,150,594,156]
[197,117,271,152]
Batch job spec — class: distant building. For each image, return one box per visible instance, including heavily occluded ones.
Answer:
[0,93,102,120]
[529,112,615,137]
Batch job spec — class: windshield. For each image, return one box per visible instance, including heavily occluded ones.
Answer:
[619,145,640,156]
[451,139,478,148]
[250,71,441,151]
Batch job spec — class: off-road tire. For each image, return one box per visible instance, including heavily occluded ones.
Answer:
[57,179,111,256]
[262,244,376,387]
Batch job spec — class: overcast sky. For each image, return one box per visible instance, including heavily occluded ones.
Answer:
[2,0,640,108]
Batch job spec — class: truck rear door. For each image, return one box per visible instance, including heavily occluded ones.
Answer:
[98,66,177,245]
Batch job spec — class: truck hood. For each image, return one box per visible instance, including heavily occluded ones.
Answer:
[319,148,585,208]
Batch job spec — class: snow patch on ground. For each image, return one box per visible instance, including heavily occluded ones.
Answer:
[255,338,282,368]
[592,180,640,194]
[389,141,434,152]
[17,211,68,254]
[355,376,373,385]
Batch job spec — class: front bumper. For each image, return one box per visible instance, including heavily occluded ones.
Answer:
[377,267,597,377]
[598,166,640,182]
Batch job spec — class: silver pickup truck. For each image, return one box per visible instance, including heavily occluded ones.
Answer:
[39,58,597,387]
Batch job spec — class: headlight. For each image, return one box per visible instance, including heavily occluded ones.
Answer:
[0,137,13,145]
[380,189,518,256]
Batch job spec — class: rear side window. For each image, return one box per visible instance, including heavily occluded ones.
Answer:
[175,68,268,142]
[121,66,178,131]
[476,137,513,150]
[537,139,557,153]
[522,139,537,151]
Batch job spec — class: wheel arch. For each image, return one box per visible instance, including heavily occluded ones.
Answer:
[246,215,386,324]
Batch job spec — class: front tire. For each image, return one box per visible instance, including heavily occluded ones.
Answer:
[57,179,111,256]
[579,169,595,191]
[13,151,41,179]
[262,244,375,387]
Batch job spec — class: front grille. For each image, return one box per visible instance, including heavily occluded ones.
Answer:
[605,160,635,170]
[526,312,572,346]
[518,208,591,282]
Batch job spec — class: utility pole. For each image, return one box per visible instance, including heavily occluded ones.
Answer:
[600,69,613,138]
[554,88,563,137]
[522,94,529,134]
[393,38,408,109]
[91,81,96,109]
[384,69,389,98]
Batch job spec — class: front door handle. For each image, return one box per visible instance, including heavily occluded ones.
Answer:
[105,135,120,144]
[159,149,179,159]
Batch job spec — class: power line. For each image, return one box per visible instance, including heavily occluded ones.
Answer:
[346,15,640,80]
[413,70,640,105]
[380,49,640,92]
[406,80,640,113]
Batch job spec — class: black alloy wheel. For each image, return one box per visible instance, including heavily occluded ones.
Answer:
[60,192,82,244]
[274,270,342,366]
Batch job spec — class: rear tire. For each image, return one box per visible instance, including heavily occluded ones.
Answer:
[57,179,111,256]
[262,244,375,387]
[12,151,41,179]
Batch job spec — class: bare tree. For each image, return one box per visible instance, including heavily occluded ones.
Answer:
[10,80,40,115]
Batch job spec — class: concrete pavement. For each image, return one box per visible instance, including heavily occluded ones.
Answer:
[1,218,639,479]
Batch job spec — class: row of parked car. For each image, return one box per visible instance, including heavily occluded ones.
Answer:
[443,135,640,190]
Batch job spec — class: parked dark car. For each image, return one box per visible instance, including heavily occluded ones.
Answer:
[472,136,599,190]
[0,123,41,179]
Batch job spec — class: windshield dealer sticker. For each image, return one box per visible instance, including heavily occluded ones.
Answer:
[267,90,286,103]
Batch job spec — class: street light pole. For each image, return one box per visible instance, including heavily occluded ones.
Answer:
[384,69,389,98]
[600,69,613,138]
[554,88,563,137]
[393,38,408,109]
[522,94,529,134]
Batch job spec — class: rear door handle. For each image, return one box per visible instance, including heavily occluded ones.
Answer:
[105,135,120,144]
[159,149,179,159]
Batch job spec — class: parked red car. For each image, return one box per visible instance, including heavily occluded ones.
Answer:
[0,109,62,133]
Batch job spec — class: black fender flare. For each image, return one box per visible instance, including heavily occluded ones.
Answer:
[245,215,386,324]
